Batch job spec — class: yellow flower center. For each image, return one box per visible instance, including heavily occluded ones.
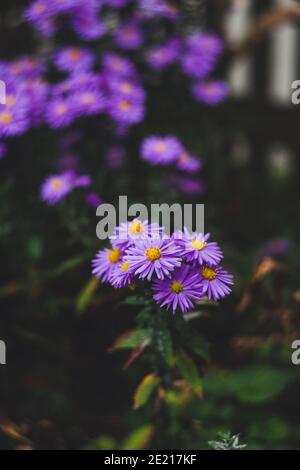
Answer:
[201,266,217,281]
[50,178,63,191]
[81,93,95,105]
[179,152,190,163]
[129,221,144,235]
[35,3,46,14]
[120,82,133,94]
[108,249,121,264]
[6,95,16,107]
[191,239,206,251]
[120,262,129,272]
[0,112,13,124]
[56,104,67,115]
[69,49,81,61]
[119,100,131,111]
[146,247,161,261]
[155,142,166,153]
[112,60,122,71]
[171,281,184,294]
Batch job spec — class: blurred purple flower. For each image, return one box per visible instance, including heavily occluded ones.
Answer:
[193,81,229,105]
[53,47,95,74]
[141,136,181,165]
[105,145,125,169]
[40,172,73,204]
[148,38,181,70]
[46,98,75,128]
[114,22,144,50]
[108,95,144,126]
[86,192,102,208]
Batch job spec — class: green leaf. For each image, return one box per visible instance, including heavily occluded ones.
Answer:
[121,425,154,450]
[83,435,116,450]
[122,296,148,305]
[47,256,85,278]
[133,373,160,410]
[76,277,99,313]
[230,367,293,404]
[156,329,175,366]
[110,329,151,351]
[176,350,203,398]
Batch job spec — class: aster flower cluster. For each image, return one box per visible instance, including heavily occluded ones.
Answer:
[24,0,105,39]
[92,220,233,314]
[140,135,206,196]
[0,57,47,147]
[41,170,91,204]
[0,0,229,207]
[141,135,201,173]
[147,31,229,105]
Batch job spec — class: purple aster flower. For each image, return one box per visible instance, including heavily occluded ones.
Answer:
[105,145,125,169]
[175,229,223,266]
[198,265,234,301]
[24,0,50,24]
[108,95,144,126]
[57,72,101,96]
[8,57,44,80]
[172,176,206,195]
[114,22,144,50]
[50,0,78,14]
[124,236,182,281]
[139,0,178,20]
[0,106,29,138]
[24,1,56,36]
[176,149,202,173]
[152,265,204,314]
[141,136,181,165]
[192,81,229,106]
[102,53,136,78]
[86,192,102,208]
[21,79,48,126]
[109,261,133,288]
[181,53,215,80]
[0,142,6,159]
[71,6,106,40]
[111,219,162,250]
[40,172,73,205]
[186,33,223,57]
[73,174,91,188]
[261,238,292,258]
[53,47,95,74]
[46,98,75,128]
[147,38,181,70]
[74,89,106,117]
[108,78,145,102]
[92,247,123,282]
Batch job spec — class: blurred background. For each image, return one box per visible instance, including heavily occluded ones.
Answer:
[0,0,300,450]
